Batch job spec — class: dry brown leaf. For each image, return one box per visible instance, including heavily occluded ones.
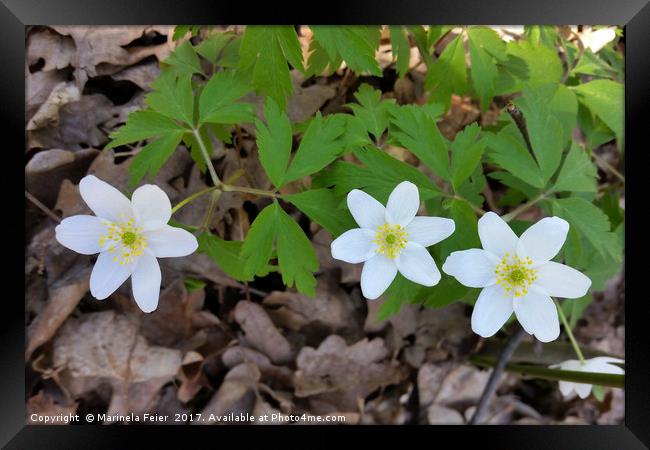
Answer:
[52,311,182,419]
[233,301,294,365]
[294,335,404,412]
[199,362,260,423]
[27,28,76,72]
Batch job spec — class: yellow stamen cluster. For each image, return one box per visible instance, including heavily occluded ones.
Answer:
[373,223,408,259]
[99,214,147,266]
[495,252,537,298]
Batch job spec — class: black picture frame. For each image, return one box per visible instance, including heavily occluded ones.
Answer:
[4,0,649,447]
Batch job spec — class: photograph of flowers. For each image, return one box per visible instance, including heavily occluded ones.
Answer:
[24,24,625,427]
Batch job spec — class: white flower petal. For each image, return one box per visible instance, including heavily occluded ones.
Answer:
[347,189,386,229]
[360,254,397,300]
[55,215,106,255]
[535,262,592,298]
[406,216,455,248]
[442,248,500,288]
[89,251,134,300]
[513,286,560,343]
[330,228,376,263]
[558,381,576,398]
[131,184,172,231]
[79,175,132,222]
[586,357,624,374]
[145,225,198,258]
[517,216,569,262]
[131,250,161,313]
[471,284,514,338]
[396,242,441,286]
[478,212,519,257]
[575,383,593,399]
[385,181,419,227]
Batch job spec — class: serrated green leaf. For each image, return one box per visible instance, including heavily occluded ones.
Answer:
[467,27,506,110]
[128,130,184,186]
[241,203,279,277]
[199,232,257,281]
[550,84,578,145]
[496,40,562,94]
[164,41,203,75]
[450,123,486,190]
[439,198,481,258]
[389,104,450,180]
[106,110,186,148]
[276,207,319,296]
[310,26,382,76]
[198,70,254,125]
[551,197,621,261]
[422,276,470,309]
[283,113,346,183]
[513,85,564,182]
[145,70,194,125]
[284,188,357,237]
[486,124,545,188]
[572,79,623,145]
[552,143,598,193]
[195,32,239,64]
[347,83,394,141]
[239,26,304,109]
[255,97,292,187]
[389,26,411,78]
[426,34,468,110]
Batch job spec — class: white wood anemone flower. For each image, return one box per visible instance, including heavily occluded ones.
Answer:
[442,212,591,343]
[330,181,455,300]
[55,175,198,313]
[549,357,624,399]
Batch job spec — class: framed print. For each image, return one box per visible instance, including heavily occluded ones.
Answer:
[2,0,649,447]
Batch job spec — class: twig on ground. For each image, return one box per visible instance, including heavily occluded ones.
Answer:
[25,191,61,223]
[469,326,527,425]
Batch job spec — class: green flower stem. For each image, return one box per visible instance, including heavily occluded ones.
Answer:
[502,194,546,222]
[192,128,221,187]
[221,184,279,198]
[554,298,586,363]
[470,355,624,388]
[171,186,219,214]
[201,189,221,231]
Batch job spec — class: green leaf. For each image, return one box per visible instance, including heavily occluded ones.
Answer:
[199,232,256,281]
[310,26,382,76]
[421,276,470,309]
[450,123,486,190]
[561,293,594,329]
[105,110,186,148]
[572,79,624,145]
[198,70,254,125]
[128,130,184,186]
[195,32,238,64]
[145,70,194,125]
[284,188,357,237]
[255,97,292,187]
[276,207,319,296]
[552,143,598,193]
[389,104,450,180]
[347,83,394,141]
[377,274,424,321]
[485,124,545,188]
[315,145,440,202]
[184,276,206,292]
[241,203,280,277]
[239,26,304,109]
[164,41,203,75]
[283,113,346,183]
[389,26,411,78]
[551,197,621,261]
[549,84,579,145]
[497,40,562,94]
[467,27,506,111]
[513,85,564,182]
[592,385,606,401]
[425,34,467,110]
[439,199,480,258]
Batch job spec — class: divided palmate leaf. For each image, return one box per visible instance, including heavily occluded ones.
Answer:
[239,26,304,109]
[198,70,254,125]
[310,26,382,76]
[255,97,292,188]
